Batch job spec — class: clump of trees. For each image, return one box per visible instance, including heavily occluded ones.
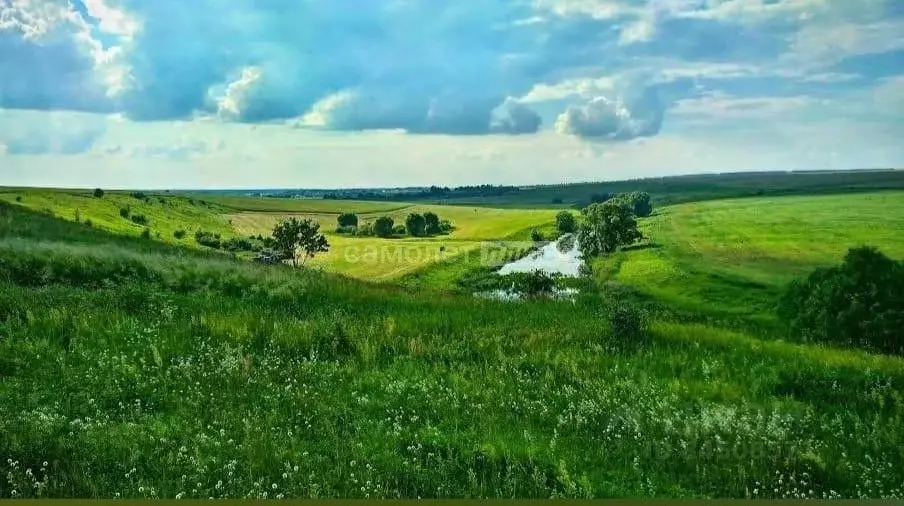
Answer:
[578,200,643,257]
[130,214,149,226]
[556,211,577,234]
[271,217,329,267]
[612,191,653,217]
[93,188,105,198]
[336,211,452,238]
[173,229,187,239]
[119,207,131,219]
[778,246,904,355]
[194,230,222,249]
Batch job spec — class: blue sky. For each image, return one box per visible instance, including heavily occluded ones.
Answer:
[1,0,902,188]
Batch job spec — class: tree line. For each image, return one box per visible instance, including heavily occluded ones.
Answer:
[335,211,453,238]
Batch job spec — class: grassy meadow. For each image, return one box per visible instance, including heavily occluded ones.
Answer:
[1,183,904,499]
[592,192,904,323]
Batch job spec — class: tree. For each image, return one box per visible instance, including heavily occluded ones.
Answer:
[423,211,441,235]
[555,211,577,234]
[373,216,394,238]
[93,188,105,198]
[578,200,642,257]
[777,246,904,355]
[337,212,358,228]
[614,191,653,217]
[405,213,427,237]
[271,217,330,267]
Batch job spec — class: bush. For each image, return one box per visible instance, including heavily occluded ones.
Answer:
[222,237,254,252]
[337,213,358,228]
[130,214,149,225]
[405,213,426,237]
[439,219,453,234]
[130,191,148,200]
[335,225,357,235]
[173,229,186,239]
[139,228,152,240]
[777,246,904,355]
[373,216,394,238]
[606,301,649,353]
[84,219,93,227]
[511,270,556,297]
[392,224,407,236]
[194,230,221,249]
[93,188,105,198]
[15,196,22,202]
[530,229,544,242]
[556,211,577,234]
[119,207,131,219]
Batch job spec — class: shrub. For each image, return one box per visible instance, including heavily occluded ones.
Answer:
[777,246,904,355]
[93,188,105,198]
[556,211,577,234]
[15,196,22,202]
[130,214,149,225]
[335,225,357,235]
[173,229,187,239]
[223,237,254,252]
[119,207,131,219]
[530,229,544,242]
[606,301,650,353]
[511,270,557,297]
[130,191,148,200]
[392,224,407,236]
[194,230,221,249]
[84,219,93,227]
[439,219,453,233]
[139,228,152,240]
[373,216,394,238]
[405,213,426,237]
[355,222,375,237]
[337,212,358,228]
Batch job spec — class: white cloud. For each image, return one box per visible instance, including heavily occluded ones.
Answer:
[210,66,263,120]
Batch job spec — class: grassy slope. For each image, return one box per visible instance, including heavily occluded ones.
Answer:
[2,202,904,499]
[594,191,904,322]
[0,189,233,246]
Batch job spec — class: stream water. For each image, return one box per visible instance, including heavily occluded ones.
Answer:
[497,233,583,276]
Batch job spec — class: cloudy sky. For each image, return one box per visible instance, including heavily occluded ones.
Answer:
[1,0,902,189]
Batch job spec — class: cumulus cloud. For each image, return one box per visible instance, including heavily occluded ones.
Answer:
[555,85,664,140]
[489,98,542,134]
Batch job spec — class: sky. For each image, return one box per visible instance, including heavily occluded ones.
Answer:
[1,0,902,189]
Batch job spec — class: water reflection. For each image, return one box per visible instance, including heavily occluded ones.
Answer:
[497,234,583,277]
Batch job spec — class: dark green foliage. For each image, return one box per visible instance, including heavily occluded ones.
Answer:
[555,211,577,234]
[405,213,427,237]
[130,191,148,200]
[271,217,329,267]
[777,246,904,355]
[84,219,93,227]
[439,219,453,233]
[119,207,130,219]
[392,224,407,236]
[511,270,556,297]
[93,188,105,198]
[14,196,22,202]
[335,225,357,234]
[130,214,149,225]
[195,230,221,249]
[530,229,544,242]
[222,237,254,252]
[173,229,186,239]
[578,201,642,257]
[139,228,152,240]
[337,212,359,228]
[423,211,441,235]
[605,301,650,353]
[612,191,653,217]
[373,216,394,238]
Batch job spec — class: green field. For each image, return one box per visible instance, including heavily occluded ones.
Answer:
[593,192,904,321]
[2,182,904,499]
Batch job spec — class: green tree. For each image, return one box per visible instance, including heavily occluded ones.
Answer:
[555,211,577,234]
[337,212,358,228]
[373,216,394,238]
[405,213,427,237]
[777,246,904,355]
[612,191,653,217]
[93,188,105,198]
[423,211,441,235]
[578,200,642,257]
[271,217,330,267]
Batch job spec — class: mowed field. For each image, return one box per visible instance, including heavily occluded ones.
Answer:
[228,204,558,281]
[594,191,904,319]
